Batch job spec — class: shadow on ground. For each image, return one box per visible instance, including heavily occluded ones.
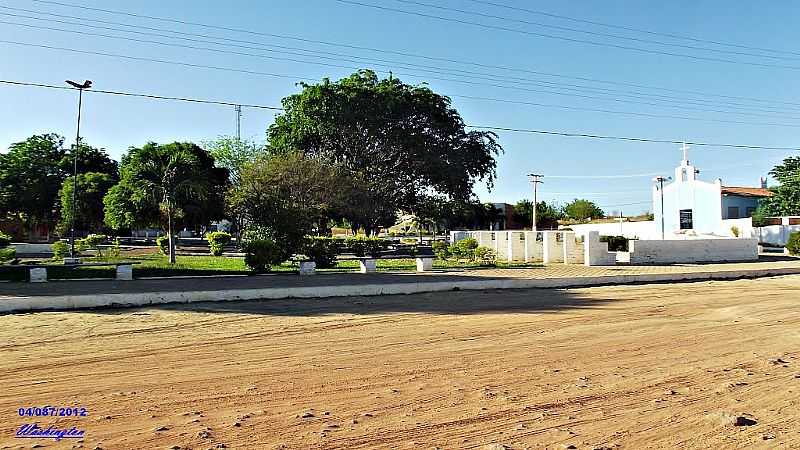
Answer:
[95,287,618,317]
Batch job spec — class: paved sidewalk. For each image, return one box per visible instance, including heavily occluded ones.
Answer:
[2,256,799,313]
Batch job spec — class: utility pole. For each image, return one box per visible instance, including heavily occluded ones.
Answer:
[234,104,242,141]
[65,79,92,263]
[528,174,543,231]
[653,176,669,240]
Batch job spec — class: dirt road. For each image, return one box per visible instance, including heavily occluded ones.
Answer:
[1,276,799,449]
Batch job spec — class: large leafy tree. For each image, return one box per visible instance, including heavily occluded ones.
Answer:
[229,152,346,257]
[203,136,265,240]
[0,134,66,229]
[564,199,605,221]
[58,172,118,234]
[761,157,800,215]
[267,70,502,235]
[512,199,564,229]
[104,142,228,263]
[0,134,118,235]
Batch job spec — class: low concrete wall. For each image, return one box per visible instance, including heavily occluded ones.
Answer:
[4,265,799,313]
[755,225,800,246]
[12,243,53,256]
[629,238,758,265]
[584,231,616,266]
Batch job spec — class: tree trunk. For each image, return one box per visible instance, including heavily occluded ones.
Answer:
[167,206,176,264]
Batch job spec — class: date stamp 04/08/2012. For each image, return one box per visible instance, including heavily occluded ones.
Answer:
[15,406,88,442]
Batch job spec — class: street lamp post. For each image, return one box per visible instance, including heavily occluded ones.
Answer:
[653,176,671,240]
[65,79,92,262]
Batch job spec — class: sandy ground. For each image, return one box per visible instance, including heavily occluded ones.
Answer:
[1,276,799,450]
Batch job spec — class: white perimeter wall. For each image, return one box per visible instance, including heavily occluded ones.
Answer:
[565,221,657,240]
[629,239,758,265]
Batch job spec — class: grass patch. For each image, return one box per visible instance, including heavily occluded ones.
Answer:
[0,251,542,282]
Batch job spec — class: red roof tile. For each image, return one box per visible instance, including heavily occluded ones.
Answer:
[721,186,773,198]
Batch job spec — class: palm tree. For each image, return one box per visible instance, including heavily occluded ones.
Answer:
[130,143,209,264]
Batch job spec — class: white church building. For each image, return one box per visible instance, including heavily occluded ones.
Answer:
[568,145,772,240]
[652,146,771,238]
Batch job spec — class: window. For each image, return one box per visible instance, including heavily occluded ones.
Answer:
[681,168,687,182]
[679,209,693,230]
[727,206,740,219]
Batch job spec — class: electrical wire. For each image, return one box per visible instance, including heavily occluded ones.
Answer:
[3,78,800,152]
[25,0,800,109]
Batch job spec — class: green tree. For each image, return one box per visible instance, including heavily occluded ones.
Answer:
[512,200,563,229]
[228,152,345,259]
[564,199,605,221]
[760,157,800,216]
[58,172,117,234]
[267,70,502,235]
[203,136,264,185]
[483,203,504,230]
[0,134,118,236]
[104,142,228,263]
[0,134,67,230]
[60,141,119,176]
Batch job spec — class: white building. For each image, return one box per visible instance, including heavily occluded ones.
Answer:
[653,146,771,238]
[569,145,772,240]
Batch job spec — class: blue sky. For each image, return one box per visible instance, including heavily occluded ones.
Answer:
[1,0,799,215]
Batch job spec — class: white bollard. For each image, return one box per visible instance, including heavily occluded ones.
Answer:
[29,267,47,283]
[116,264,133,281]
[416,257,433,272]
[359,259,377,273]
[299,261,316,275]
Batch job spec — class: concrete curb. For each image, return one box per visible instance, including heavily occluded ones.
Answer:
[2,267,799,314]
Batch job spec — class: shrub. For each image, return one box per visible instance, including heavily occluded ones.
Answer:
[206,231,232,256]
[451,238,479,259]
[243,239,284,273]
[0,247,15,263]
[787,232,800,256]
[52,240,69,259]
[730,225,740,238]
[431,240,450,260]
[364,237,388,257]
[600,235,629,252]
[156,236,170,255]
[474,246,497,265]
[301,236,340,269]
[0,231,10,248]
[108,238,121,258]
[345,236,388,257]
[80,234,107,257]
[345,236,367,257]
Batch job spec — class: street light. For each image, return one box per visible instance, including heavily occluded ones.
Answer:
[653,176,672,240]
[65,79,92,263]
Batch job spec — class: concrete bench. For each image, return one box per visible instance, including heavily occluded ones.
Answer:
[353,255,435,273]
[0,262,140,283]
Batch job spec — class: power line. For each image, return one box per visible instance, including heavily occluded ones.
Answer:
[463,0,800,58]
[392,0,800,62]
[335,0,800,71]
[3,37,800,128]
[2,78,800,153]
[5,15,799,119]
[7,7,800,116]
[465,126,800,151]
[0,80,284,110]
[25,0,800,109]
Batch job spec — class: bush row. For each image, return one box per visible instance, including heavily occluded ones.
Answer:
[51,235,121,260]
[431,238,496,265]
